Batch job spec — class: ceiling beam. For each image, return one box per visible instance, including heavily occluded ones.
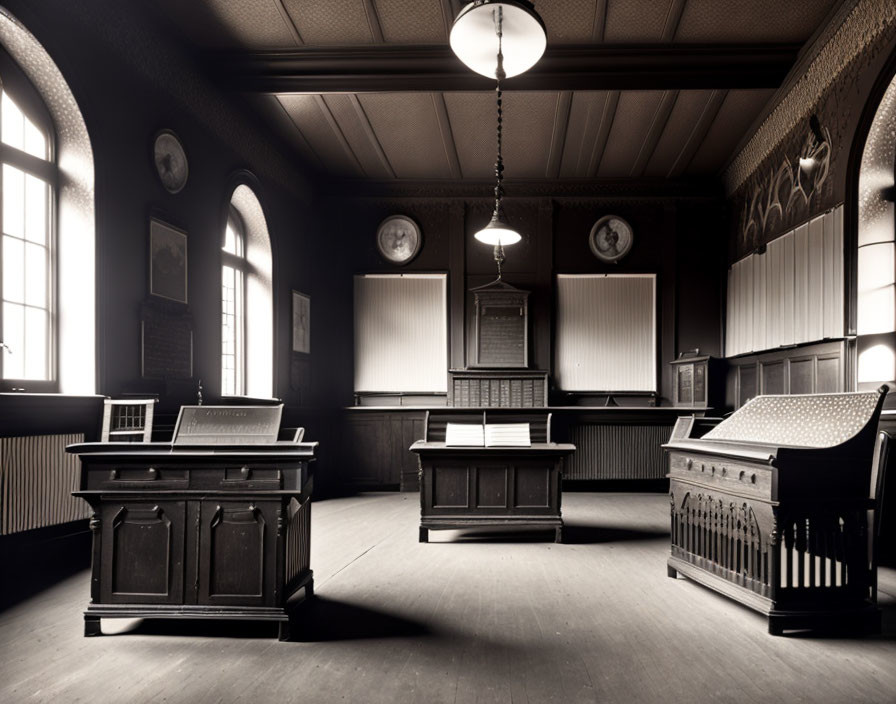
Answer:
[210,43,800,93]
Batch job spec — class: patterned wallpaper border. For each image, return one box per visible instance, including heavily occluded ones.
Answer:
[724,0,896,196]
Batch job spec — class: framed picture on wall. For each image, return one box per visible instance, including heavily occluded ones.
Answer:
[292,291,310,354]
[149,217,188,303]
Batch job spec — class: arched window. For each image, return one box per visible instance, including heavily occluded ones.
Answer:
[0,54,54,389]
[221,206,246,396]
[221,180,272,398]
[0,11,94,394]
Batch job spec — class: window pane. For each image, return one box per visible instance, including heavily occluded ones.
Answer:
[221,264,242,395]
[24,174,48,244]
[2,302,24,379]
[3,234,24,302]
[3,164,25,238]
[23,117,47,160]
[1,91,24,151]
[25,242,47,307]
[223,222,236,254]
[24,306,47,379]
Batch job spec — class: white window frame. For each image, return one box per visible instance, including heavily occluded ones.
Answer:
[221,206,246,397]
[0,65,57,392]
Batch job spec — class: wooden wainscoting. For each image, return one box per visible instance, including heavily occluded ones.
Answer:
[725,340,847,409]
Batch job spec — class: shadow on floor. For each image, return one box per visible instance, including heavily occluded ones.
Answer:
[290,596,431,642]
[0,524,90,613]
[561,523,668,544]
[100,597,431,642]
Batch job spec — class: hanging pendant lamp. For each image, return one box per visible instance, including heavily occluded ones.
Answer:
[450,2,546,277]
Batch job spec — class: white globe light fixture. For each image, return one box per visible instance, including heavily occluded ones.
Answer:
[451,1,546,279]
[450,1,547,79]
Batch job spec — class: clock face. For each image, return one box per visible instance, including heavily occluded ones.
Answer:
[589,215,633,263]
[153,130,188,194]
[376,215,421,265]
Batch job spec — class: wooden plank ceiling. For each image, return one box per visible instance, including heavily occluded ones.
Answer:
[154,0,841,182]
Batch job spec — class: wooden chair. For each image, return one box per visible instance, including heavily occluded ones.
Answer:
[869,430,891,601]
[100,398,157,442]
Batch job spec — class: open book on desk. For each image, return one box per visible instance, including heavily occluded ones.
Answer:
[444,422,531,447]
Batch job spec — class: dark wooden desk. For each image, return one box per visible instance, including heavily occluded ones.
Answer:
[410,442,575,543]
[68,441,317,640]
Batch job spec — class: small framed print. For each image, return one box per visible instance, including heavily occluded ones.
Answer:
[376,215,421,265]
[149,217,188,303]
[292,291,310,354]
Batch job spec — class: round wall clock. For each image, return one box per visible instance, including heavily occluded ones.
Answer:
[153,130,189,194]
[589,215,634,263]
[376,215,421,265]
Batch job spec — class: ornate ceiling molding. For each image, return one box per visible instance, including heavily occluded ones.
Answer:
[724,0,896,195]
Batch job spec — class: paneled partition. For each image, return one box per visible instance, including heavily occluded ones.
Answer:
[726,205,844,357]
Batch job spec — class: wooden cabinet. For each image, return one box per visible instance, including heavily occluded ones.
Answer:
[669,355,724,408]
[70,442,316,640]
[412,445,574,543]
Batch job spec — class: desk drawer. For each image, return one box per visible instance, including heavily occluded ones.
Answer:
[85,466,189,489]
[189,466,288,490]
[668,452,773,500]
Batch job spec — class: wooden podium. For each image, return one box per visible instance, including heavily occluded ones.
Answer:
[69,405,317,640]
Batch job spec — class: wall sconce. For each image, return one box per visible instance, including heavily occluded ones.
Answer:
[796,114,831,198]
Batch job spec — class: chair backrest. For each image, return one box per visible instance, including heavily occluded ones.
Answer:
[870,430,891,536]
[100,398,157,442]
[868,430,890,601]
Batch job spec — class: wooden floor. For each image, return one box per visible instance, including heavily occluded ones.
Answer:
[2,492,896,704]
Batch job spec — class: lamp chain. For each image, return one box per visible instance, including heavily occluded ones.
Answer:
[493,5,506,280]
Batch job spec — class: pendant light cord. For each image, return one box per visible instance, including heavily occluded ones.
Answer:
[494,6,506,279]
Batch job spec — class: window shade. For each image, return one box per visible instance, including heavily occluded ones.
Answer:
[354,274,447,393]
[555,274,656,392]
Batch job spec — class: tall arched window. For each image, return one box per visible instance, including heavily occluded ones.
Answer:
[0,61,54,389]
[221,206,246,396]
[221,180,273,398]
[0,10,94,394]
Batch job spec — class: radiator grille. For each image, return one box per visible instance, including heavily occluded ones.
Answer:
[565,424,671,480]
[0,433,87,535]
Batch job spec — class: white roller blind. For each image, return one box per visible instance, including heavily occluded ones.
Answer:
[726,205,845,356]
[353,274,447,393]
[555,274,656,392]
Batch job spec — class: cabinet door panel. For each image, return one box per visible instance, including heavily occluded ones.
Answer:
[100,501,185,604]
[198,500,278,607]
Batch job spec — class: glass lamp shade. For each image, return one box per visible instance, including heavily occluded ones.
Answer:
[474,209,522,246]
[450,1,547,79]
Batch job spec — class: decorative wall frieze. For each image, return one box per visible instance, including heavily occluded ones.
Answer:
[725,0,896,196]
[739,121,832,252]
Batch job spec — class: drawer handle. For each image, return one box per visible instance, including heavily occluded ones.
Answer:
[240,466,251,479]
[750,474,757,484]
[109,469,118,480]
[685,459,693,471]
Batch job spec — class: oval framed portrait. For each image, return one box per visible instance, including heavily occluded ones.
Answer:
[376,215,422,265]
[589,215,634,263]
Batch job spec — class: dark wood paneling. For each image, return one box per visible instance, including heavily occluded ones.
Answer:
[761,361,785,394]
[727,341,846,409]
[433,466,469,508]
